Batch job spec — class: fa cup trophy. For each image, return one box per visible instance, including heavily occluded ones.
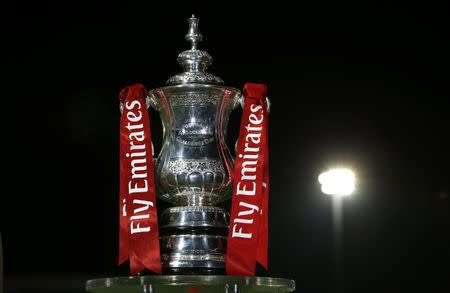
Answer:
[86,15,295,292]
[151,16,239,275]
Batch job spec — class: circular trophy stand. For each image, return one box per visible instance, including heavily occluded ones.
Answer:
[86,275,295,293]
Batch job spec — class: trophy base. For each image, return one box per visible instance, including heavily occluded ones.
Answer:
[159,206,229,274]
[86,275,295,293]
[161,249,226,275]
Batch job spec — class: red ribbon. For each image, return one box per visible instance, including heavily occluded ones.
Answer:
[226,83,269,275]
[118,84,161,275]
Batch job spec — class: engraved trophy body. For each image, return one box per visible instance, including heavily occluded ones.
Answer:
[147,16,240,274]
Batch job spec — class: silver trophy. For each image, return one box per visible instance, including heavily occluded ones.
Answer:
[86,15,295,292]
[147,15,240,274]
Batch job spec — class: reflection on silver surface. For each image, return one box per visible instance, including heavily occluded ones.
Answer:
[160,234,227,254]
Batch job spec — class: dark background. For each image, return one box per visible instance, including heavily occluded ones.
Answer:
[2,1,449,292]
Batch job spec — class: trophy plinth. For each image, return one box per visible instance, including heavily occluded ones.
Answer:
[86,276,295,293]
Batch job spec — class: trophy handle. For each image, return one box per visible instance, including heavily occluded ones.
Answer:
[119,96,156,158]
[234,94,271,152]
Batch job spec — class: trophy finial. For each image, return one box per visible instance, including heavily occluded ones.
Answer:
[166,15,224,85]
[186,15,202,49]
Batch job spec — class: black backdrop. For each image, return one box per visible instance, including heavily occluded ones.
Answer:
[2,1,450,292]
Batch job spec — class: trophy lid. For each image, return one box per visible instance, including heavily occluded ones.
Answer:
[166,15,224,86]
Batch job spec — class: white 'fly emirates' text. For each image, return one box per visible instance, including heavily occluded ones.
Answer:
[232,103,264,239]
[124,100,154,235]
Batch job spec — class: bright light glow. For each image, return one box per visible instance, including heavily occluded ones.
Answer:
[318,168,356,196]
